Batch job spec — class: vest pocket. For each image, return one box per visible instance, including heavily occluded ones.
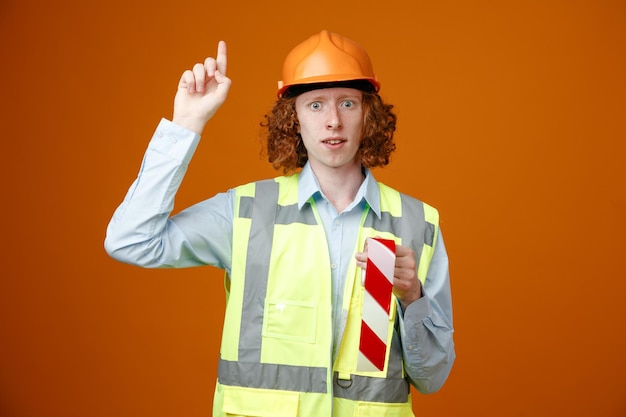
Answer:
[263,299,317,343]
[355,401,414,417]
[221,384,299,417]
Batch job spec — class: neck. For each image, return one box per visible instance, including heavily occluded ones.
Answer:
[311,162,365,213]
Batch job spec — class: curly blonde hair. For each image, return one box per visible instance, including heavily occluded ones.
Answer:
[261,91,397,173]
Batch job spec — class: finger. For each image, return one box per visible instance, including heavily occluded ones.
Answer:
[192,62,207,92]
[394,244,411,257]
[394,257,416,276]
[204,57,217,77]
[216,40,227,76]
[394,266,414,282]
[354,251,367,269]
[178,69,195,92]
[213,70,232,87]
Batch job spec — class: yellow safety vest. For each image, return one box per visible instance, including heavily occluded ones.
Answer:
[213,174,439,417]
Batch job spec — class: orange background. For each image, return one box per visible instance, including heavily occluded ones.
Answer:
[1,0,625,416]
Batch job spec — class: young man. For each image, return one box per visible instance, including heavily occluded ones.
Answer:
[105,30,455,417]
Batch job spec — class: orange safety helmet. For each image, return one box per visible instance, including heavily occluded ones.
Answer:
[277,30,380,98]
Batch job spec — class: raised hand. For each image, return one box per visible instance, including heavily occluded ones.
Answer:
[173,40,231,134]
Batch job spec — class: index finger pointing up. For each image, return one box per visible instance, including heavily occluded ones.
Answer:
[216,40,227,76]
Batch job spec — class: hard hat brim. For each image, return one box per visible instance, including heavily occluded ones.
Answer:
[279,78,380,98]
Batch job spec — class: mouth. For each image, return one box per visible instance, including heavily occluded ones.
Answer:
[322,138,346,145]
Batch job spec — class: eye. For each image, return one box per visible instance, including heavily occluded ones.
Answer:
[341,100,355,108]
[309,101,322,110]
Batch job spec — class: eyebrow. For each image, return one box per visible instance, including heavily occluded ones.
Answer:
[306,93,362,101]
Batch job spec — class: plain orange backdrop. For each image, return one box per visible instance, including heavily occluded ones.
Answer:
[1,0,625,416]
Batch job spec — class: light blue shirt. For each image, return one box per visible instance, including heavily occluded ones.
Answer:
[105,118,455,393]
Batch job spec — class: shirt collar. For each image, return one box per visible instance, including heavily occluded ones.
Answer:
[297,162,382,218]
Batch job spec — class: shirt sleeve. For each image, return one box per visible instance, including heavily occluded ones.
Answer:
[104,118,234,273]
[397,228,455,393]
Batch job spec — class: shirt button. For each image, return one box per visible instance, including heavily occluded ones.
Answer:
[156,131,164,138]
[170,137,177,143]
[331,264,337,269]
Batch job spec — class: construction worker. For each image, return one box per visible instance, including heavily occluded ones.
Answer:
[105,30,455,416]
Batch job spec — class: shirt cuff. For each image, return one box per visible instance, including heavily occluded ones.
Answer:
[399,293,433,336]
[149,118,201,163]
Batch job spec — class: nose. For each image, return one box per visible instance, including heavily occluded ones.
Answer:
[326,106,342,129]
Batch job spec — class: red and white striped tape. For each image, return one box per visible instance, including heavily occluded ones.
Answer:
[357,237,396,372]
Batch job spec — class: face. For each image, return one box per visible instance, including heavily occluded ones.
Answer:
[295,87,364,173]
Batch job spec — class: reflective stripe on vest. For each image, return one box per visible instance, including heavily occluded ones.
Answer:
[220,180,328,393]
[331,193,436,404]
[219,175,438,407]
